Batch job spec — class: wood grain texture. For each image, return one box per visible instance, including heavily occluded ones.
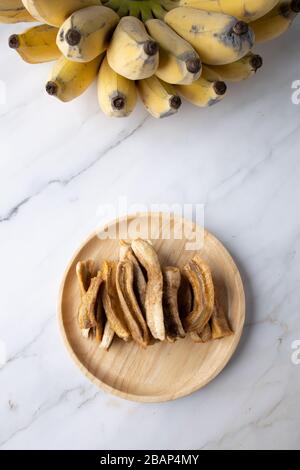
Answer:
[58,213,245,403]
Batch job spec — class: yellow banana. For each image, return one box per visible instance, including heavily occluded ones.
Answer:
[209,52,263,81]
[57,6,119,63]
[250,0,300,42]
[176,0,279,22]
[22,0,102,27]
[46,54,103,102]
[177,66,227,107]
[107,16,159,80]
[165,7,254,65]
[146,18,201,85]
[8,24,60,64]
[97,56,137,117]
[0,0,34,23]
[137,76,182,118]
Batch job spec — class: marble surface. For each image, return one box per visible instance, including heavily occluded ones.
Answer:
[0,19,300,451]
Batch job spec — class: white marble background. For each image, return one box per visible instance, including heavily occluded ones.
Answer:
[0,18,300,450]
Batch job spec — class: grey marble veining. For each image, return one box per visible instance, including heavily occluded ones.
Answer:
[0,19,300,450]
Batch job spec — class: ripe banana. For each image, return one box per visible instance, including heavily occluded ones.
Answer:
[137,76,182,118]
[164,7,254,65]
[176,0,279,22]
[107,16,159,80]
[146,18,201,85]
[46,54,103,102]
[97,56,137,117]
[176,65,227,107]
[21,0,102,27]
[57,6,119,63]
[250,0,300,42]
[9,25,60,64]
[209,52,263,82]
[0,0,34,23]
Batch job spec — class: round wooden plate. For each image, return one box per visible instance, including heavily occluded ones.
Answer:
[58,213,245,403]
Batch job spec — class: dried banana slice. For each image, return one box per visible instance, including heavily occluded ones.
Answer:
[211,294,233,340]
[116,260,150,348]
[76,260,103,337]
[94,283,105,343]
[102,261,131,341]
[163,267,185,342]
[182,254,214,332]
[99,321,115,351]
[76,259,95,295]
[82,273,103,327]
[119,240,147,312]
[131,239,165,341]
[190,323,212,343]
[178,272,193,318]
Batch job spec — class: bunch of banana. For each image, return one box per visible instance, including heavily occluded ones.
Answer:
[76,239,233,350]
[1,0,300,118]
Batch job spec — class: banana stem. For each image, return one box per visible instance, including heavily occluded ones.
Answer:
[140,3,154,22]
[151,3,167,20]
[129,2,140,17]
[102,0,177,20]
[104,0,121,12]
[117,3,129,16]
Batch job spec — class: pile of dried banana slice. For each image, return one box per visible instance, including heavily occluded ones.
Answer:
[76,239,232,350]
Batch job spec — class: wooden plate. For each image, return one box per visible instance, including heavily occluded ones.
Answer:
[58,213,245,403]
